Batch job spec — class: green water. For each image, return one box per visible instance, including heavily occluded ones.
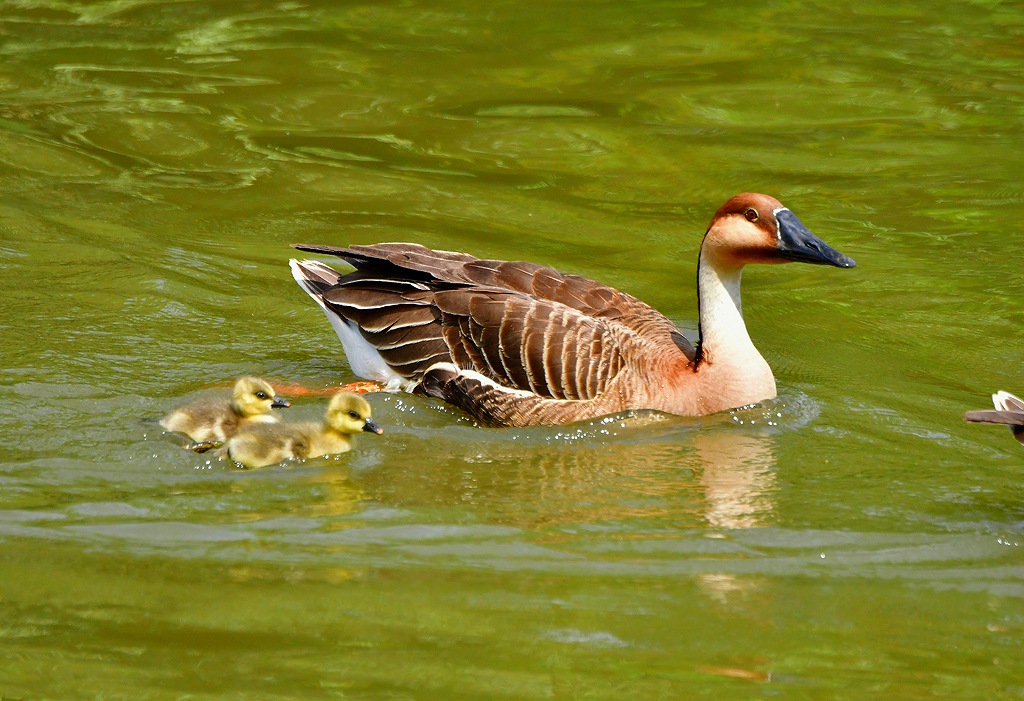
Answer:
[2,0,1023,698]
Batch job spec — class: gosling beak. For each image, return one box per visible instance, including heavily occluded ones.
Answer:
[776,209,856,268]
[271,396,291,409]
[363,418,383,435]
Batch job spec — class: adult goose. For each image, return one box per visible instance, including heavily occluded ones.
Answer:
[290,193,855,427]
[964,391,1024,445]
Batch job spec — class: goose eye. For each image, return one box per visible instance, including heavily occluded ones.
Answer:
[744,208,759,223]
[256,392,269,399]
[348,411,360,419]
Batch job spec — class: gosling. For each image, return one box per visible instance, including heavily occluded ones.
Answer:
[161,376,291,451]
[221,392,382,469]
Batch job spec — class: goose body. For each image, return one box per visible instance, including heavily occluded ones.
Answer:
[160,376,291,449]
[221,392,383,468]
[964,390,1024,445]
[290,193,855,427]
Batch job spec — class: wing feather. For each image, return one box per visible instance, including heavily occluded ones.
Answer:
[291,244,683,405]
[293,242,695,363]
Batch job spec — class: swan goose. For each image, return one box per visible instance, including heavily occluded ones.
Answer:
[289,193,855,427]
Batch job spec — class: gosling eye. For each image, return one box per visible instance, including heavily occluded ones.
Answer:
[744,208,759,223]
[255,392,269,400]
[348,410,361,420]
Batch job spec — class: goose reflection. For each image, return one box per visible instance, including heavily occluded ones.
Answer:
[693,430,776,530]
[349,410,778,532]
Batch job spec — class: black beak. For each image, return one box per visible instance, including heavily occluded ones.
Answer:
[776,210,856,268]
[363,418,383,435]
[271,396,291,409]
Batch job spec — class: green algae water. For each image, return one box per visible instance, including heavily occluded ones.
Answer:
[2,1,1024,698]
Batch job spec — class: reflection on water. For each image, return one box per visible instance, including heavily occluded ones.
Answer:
[348,401,782,535]
[0,393,785,569]
[695,431,776,530]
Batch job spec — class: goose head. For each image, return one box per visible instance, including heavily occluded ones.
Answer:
[231,377,291,418]
[325,392,383,436]
[701,193,855,270]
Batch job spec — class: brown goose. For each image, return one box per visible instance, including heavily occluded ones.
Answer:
[964,391,1024,445]
[289,193,855,427]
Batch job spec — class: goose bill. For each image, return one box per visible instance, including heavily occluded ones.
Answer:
[776,210,856,268]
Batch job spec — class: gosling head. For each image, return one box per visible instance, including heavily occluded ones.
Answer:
[231,376,291,418]
[325,392,383,436]
[702,193,856,270]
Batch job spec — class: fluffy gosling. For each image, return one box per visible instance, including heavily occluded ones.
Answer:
[221,392,382,469]
[161,376,291,451]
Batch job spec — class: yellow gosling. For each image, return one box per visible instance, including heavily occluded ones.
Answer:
[160,376,291,451]
[222,392,382,469]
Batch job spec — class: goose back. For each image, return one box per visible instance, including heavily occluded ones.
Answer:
[298,243,696,362]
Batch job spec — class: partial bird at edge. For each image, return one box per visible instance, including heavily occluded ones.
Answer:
[964,390,1024,446]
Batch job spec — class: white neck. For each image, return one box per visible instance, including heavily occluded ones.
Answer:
[696,248,775,404]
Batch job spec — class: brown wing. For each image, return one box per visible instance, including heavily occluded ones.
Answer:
[416,364,606,427]
[292,259,451,378]
[431,289,628,401]
[292,258,634,400]
[322,281,451,376]
[292,242,696,362]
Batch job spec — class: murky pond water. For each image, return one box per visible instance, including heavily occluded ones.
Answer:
[2,1,1023,698]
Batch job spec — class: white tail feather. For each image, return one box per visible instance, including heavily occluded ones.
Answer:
[993,390,1024,412]
[290,259,414,391]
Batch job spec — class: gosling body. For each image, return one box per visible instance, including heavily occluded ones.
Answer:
[222,392,382,468]
[160,376,291,449]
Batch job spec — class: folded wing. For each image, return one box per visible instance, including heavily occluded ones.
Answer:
[295,242,695,362]
[291,255,633,402]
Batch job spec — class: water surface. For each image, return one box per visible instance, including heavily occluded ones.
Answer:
[2,1,1023,698]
